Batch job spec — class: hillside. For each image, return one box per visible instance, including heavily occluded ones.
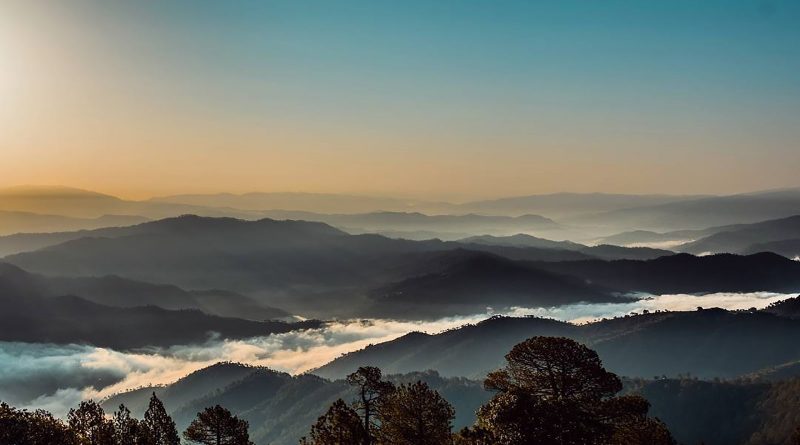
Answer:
[313,308,800,380]
[102,363,490,445]
[745,239,800,259]
[45,275,290,320]
[530,252,800,294]
[679,215,800,255]
[0,261,288,320]
[460,234,673,260]
[367,253,618,317]
[459,233,582,249]
[101,360,800,445]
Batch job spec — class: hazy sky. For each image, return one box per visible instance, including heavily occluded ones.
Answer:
[1,0,798,200]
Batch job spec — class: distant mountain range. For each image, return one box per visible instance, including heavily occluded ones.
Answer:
[599,214,800,259]
[461,233,674,260]
[0,263,312,348]
[3,215,798,318]
[44,275,290,321]
[678,215,800,256]
[0,215,686,318]
[459,233,582,249]
[150,192,447,214]
[596,227,733,248]
[0,229,297,322]
[0,210,147,236]
[260,210,561,240]
[3,185,800,238]
[152,191,708,218]
[313,307,800,381]
[568,189,800,231]
[459,192,705,218]
[0,186,265,220]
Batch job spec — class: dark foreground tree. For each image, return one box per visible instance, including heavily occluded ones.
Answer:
[452,426,494,445]
[470,337,675,445]
[378,381,455,445]
[1,402,77,445]
[68,400,114,445]
[346,366,395,445]
[142,393,180,445]
[183,405,253,445]
[483,336,622,401]
[112,404,145,445]
[300,399,367,445]
[605,394,674,445]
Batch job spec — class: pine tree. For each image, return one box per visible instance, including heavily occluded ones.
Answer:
[112,404,144,445]
[68,400,114,445]
[141,393,180,445]
[183,405,253,445]
[300,399,366,445]
[377,381,455,445]
[346,366,395,445]
[605,395,675,445]
[477,336,675,445]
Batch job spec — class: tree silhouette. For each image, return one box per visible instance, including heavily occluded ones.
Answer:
[377,380,455,445]
[452,425,494,445]
[68,400,114,445]
[474,336,674,445]
[300,399,367,445]
[484,336,621,401]
[346,366,395,445]
[604,395,674,445]
[1,402,29,444]
[1,402,77,445]
[112,404,145,445]
[142,393,180,445]
[183,405,253,445]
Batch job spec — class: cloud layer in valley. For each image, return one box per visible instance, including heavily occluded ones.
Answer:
[1,291,795,416]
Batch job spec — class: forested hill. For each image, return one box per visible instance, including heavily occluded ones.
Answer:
[314,308,800,380]
[102,363,489,445]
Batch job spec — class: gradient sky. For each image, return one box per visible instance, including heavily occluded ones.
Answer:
[1,0,799,200]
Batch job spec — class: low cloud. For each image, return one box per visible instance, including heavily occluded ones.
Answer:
[504,291,794,324]
[1,291,795,417]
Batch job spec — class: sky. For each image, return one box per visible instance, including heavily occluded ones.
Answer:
[1,0,799,200]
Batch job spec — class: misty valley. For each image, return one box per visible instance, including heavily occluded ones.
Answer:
[2,187,800,444]
[4,1,800,443]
